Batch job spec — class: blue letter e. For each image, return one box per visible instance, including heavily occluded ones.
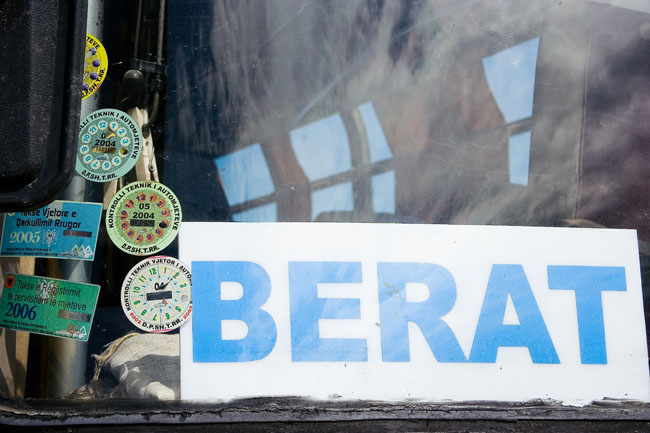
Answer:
[192,261,277,362]
[289,261,367,362]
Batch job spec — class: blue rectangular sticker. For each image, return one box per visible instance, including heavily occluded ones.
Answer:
[1,201,102,261]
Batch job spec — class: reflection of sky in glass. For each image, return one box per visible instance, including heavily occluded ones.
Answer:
[290,114,352,181]
[371,170,395,214]
[214,143,275,205]
[358,102,392,163]
[509,131,531,186]
[233,202,278,222]
[311,182,354,220]
[482,37,540,123]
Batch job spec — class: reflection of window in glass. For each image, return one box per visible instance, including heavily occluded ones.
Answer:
[371,171,396,214]
[311,182,354,220]
[508,131,531,187]
[232,202,278,222]
[483,37,540,186]
[291,102,395,221]
[358,102,392,164]
[290,113,352,182]
[214,143,277,221]
[214,102,394,222]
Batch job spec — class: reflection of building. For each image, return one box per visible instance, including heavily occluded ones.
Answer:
[483,37,539,186]
[164,0,650,242]
[214,102,395,222]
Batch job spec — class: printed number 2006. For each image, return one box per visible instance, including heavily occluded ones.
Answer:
[8,231,40,243]
[4,303,36,320]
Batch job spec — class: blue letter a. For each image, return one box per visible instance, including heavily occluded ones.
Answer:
[469,264,559,364]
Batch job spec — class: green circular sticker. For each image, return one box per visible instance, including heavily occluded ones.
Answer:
[106,182,182,256]
[83,34,108,99]
[76,109,142,182]
[121,256,192,332]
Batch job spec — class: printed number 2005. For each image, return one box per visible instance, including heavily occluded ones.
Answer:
[8,231,40,243]
[4,303,36,320]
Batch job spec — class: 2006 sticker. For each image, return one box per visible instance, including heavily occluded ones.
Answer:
[106,182,182,255]
[121,256,192,332]
[82,34,108,99]
[76,109,142,182]
[0,273,100,342]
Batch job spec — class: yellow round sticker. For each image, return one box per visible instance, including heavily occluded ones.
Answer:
[82,34,108,100]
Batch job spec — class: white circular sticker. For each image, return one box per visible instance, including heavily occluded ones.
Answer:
[121,256,192,332]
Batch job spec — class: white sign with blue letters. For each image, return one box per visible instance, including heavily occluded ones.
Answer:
[179,223,650,404]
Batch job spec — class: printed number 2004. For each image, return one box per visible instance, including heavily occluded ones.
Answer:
[4,303,36,320]
[8,231,40,243]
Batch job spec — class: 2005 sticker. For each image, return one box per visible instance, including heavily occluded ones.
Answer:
[0,201,102,260]
[121,256,192,332]
[76,109,142,182]
[82,34,108,99]
[106,182,182,255]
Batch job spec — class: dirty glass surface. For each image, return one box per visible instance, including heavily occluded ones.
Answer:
[163,1,650,403]
[0,0,649,407]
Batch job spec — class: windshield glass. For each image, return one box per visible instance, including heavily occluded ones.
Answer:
[0,0,649,411]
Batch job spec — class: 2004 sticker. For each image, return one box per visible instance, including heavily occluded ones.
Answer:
[76,109,142,182]
[121,256,192,332]
[82,34,108,99]
[106,182,182,255]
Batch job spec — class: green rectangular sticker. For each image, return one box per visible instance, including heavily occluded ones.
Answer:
[0,274,100,342]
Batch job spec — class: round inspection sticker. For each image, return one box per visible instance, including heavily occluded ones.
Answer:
[83,34,108,99]
[106,182,182,256]
[76,109,142,182]
[121,256,192,332]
